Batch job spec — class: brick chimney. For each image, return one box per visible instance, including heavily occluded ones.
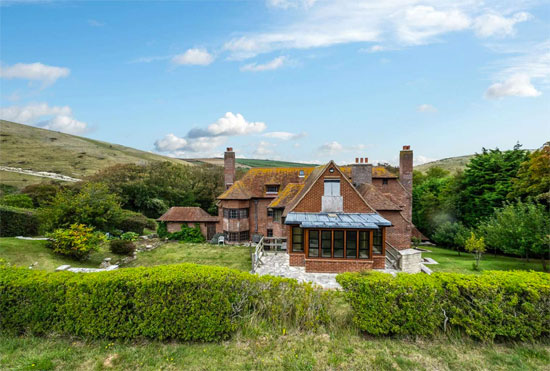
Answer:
[399,145,413,220]
[351,157,372,187]
[224,147,235,189]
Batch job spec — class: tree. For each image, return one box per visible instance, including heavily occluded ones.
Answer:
[43,183,123,232]
[480,200,550,271]
[511,144,550,205]
[431,221,470,255]
[464,232,485,271]
[457,144,529,226]
[22,182,62,207]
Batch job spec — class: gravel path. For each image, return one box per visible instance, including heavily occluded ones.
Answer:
[0,166,81,182]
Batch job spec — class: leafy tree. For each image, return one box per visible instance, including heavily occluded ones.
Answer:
[43,183,123,232]
[22,182,61,207]
[464,232,486,271]
[511,144,550,205]
[0,194,34,208]
[480,200,550,271]
[431,221,470,255]
[46,224,105,261]
[457,144,528,226]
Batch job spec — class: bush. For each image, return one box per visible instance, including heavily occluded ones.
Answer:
[115,210,150,235]
[167,223,205,243]
[337,271,550,341]
[0,194,34,208]
[21,183,60,207]
[0,206,40,237]
[0,263,330,341]
[120,231,139,241]
[109,239,136,255]
[432,221,470,254]
[46,224,106,261]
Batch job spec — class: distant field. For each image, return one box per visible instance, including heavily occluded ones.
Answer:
[415,155,474,174]
[186,157,316,168]
[0,120,190,188]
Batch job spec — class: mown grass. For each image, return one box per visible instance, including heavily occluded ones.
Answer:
[1,330,548,370]
[125,242,252,271]
[422,246,544,273]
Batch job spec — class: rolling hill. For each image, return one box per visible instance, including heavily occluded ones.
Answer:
[0,120,190,188]
[186,157,316,169]
[414,155,475,174]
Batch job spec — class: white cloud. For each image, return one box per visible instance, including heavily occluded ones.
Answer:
[414,155,436,166]
[188,112,266,138]
[154,133,188,152]
[39,115,88,135]
[0,103,71,123]
[473,12,530,38]
[253,141,276,157]
[0,103,89,134]
[263,131,306,140]
[485,74,541,99]
[417,104,437,113]
[172,48,214,66]
[241,56,287,72]
[0,62,70,86]
[267,0,316,9]
[318,141,343,155]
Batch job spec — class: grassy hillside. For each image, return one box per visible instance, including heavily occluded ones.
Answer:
[0,120,189,187]
[415,154,474,174]
[187,157,315,168]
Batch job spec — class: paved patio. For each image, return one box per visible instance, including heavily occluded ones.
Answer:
[254,252,399,289]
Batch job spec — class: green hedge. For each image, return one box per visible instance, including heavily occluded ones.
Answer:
[337,271,550,341]
[0,205,40,237]
[0,264,329,341]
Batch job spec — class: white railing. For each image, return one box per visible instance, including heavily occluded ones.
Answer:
[251,236,265,273]
[263,237,287,251]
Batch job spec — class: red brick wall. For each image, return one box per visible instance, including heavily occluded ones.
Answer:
[305,259,374,273]
[293,166,374,213]
[289,253,305,266]
[379,210,411,250]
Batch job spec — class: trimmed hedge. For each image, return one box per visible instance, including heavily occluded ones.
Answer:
[0,263,329,341]
[337,271,550,341]
[115,210,151,235]
[0,205,40,237]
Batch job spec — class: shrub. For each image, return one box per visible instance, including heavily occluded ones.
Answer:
[0,194,34,208]
[337,271,550,341]
[109,239,136,255]
[432,221,470,255]
[0,206,40,237]
[21,183,60,207]
[46,224,105,261]
[0,263,330,341]
[120,231,139,241]
[115,210,151,234]
[167,223,205,243]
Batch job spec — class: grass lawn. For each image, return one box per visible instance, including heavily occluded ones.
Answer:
[125,242,252,271]
[422,246,544,274]
[0,237,118,271]
[1,331,549,370]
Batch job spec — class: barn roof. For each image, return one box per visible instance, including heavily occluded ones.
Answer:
[157,207,219,222]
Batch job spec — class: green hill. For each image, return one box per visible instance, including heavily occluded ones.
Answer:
[186,157,315,168]
[0,120,190,188]
[414,155,475,174]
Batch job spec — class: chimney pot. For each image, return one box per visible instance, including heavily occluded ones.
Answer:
[359,157,363,163]
[355,157,359,164]
[403,145,410,150]
[365,157,368,163]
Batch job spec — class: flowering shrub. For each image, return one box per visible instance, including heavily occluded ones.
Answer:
[46,224,105,260]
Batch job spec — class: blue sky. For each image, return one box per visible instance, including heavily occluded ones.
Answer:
[1,0,549,165]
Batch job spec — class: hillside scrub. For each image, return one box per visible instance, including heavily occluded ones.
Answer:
[0,205,40,237]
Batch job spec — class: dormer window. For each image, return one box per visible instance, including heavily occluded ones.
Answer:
[266,185,279,194]
[299,170,305,178]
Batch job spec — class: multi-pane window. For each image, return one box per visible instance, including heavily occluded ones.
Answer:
[373,229,383,254]
[299,170,305,177]
[239,230,249,242]
[223,208,249,219]
[273,209,282,223]
[359,231,370,259]
[292,227,304,252]
[324,179,340,196]
[266,185,279,194]
[267,209,274,217]
[333,231,344,258]
[346,231,357,259]
[308,230,319,257]
[224,230,250,242]
[267,229,273,237]
[321,230,332,258]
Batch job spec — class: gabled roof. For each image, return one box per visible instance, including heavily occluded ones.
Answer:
[372,166,398,178]
[357,183,402,211]
[268,183,304,208]
[218,167,314,200]
[157,207,219,222]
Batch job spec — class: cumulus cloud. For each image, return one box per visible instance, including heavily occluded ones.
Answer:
[0,103,89,135]
[318,141,343,155]
[241,56,287,72]
[417,104,437,113]
[253,141,276,157]
[414,155,436,166]
[263,131,306,140]
[485,74,541,99]
[172,48,214,66]
[0,62,70,86]
[188,112,266,138]
[267,0,317,9]
[154,133,188,152]
[473,12,530,38]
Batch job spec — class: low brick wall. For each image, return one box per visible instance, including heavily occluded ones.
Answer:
[289,253,305,266]
[305,259,374,273]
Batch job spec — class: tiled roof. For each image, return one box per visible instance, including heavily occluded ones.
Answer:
[357,183,402,211]
[372,166,398,178]
[285,212,392,229]
[268,183,304,208]
[157,207,219,222]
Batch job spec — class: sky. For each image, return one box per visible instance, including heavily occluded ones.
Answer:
[1,0,549,165]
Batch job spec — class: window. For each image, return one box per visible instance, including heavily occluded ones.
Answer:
[346,231,357,259]
[266,185,279,194]
[333,231,344,258]
[308,230,319,257]
[267,209,274,217]
[324,179,340,196]
[373,229,383,254]
[382,179,388,185]
[299,170,305,177]
[267,229,273,237]
[292,227,304,252]
[223,208,248,219]
[239,230,249,242]
[359,231,370,259]
[224,230,249,242]
[273,209,282,223]
[321,230,332,258]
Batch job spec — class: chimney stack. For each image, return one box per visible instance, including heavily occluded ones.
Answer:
[399,145,413,220]
[351,156,372,187]
[224,147,235,189]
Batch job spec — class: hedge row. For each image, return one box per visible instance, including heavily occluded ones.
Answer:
[0,205,40,237]
[0,263,329,341]
[337,271,550,341]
